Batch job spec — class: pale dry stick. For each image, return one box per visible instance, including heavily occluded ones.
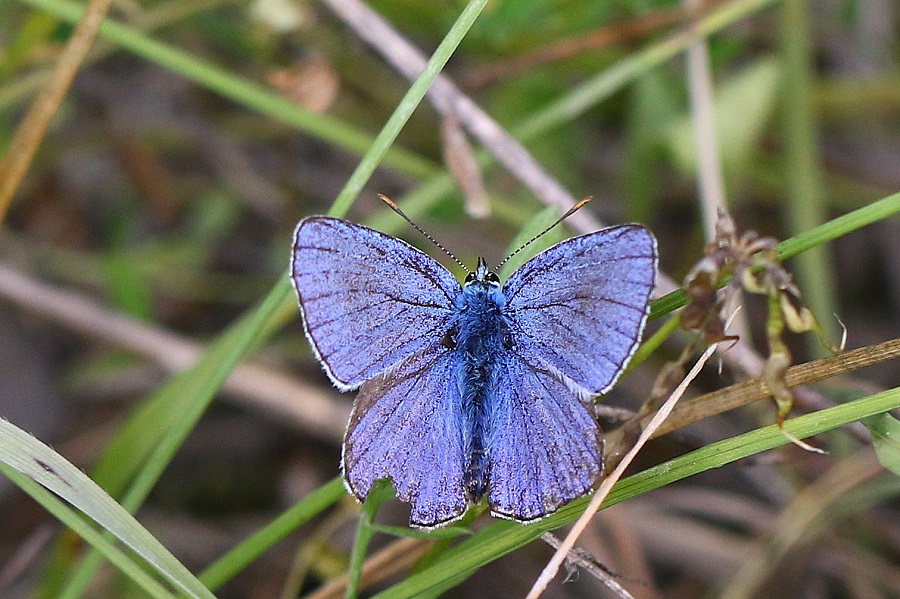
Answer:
[0,0,115,221]
[526,342,720,599]
[683,0,728,240]
[0,263,347,441]
[682,0,753,347]
[320,0,608,238]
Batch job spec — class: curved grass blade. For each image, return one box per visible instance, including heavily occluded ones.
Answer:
[46,281,291,599]
[0,418,214,599]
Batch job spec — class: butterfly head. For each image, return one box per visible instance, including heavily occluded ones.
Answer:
[464,257,501,289]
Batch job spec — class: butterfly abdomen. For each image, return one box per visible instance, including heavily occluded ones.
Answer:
[454,281,510,504]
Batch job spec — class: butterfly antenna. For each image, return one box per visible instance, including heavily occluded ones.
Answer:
[495,196,593,271]
[378,194,470,274]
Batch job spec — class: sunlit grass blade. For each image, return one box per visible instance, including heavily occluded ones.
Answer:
[44,281,291,598]
[0,419,214,599]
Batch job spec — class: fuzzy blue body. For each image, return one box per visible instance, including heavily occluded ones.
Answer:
[450,270,511,503]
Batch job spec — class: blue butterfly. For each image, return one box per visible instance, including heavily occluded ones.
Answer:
[291,205,657,528]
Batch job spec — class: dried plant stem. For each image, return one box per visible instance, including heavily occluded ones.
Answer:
[654,337,900,438]
[682,0,752,346]
[320,0,605,235]
[526,343,720,598]
[0,263,347,440]
[0,0,115,221]
[683,0,727,239]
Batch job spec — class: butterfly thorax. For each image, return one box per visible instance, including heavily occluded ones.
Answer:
[450,258,512,504]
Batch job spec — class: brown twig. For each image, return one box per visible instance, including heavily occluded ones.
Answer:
[462,3,702,89]
[0,0,116,221]
[651,337,900,438]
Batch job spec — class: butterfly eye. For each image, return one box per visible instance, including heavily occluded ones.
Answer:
[464,272,476,284]
[485,271,500,284]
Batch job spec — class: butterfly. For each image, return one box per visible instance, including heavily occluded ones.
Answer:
[290,202,657,528]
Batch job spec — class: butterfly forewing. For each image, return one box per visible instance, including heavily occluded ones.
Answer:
[291,217,460,389]
[503,225,657,396]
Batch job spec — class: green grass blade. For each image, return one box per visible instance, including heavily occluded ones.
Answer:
[373,386,900,598]
[198,477,347,590]
[865,413,900,476]
[0,419,214,598]
[327,0,490,219]
[12,0,438,180]
[779,0,838,348]
[49,281,291,598]
[0,469,174,599]
[777,191,900,260]
[649,191,900,320]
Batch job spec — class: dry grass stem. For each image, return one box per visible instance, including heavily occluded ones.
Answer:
[0,0,116,220]
[321,0,607,237]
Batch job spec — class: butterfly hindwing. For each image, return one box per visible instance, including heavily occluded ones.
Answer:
[487,351,602,521]
[291,217,460,389]
[343,345,468,528]
[504,225,657,396]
